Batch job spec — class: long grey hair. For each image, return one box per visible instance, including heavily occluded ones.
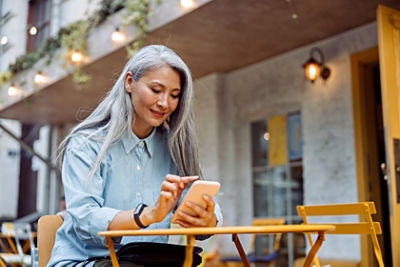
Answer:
[58,45,201,179]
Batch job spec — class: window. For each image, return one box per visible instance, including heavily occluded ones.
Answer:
[251,112,305,266]
[26,0,51,51]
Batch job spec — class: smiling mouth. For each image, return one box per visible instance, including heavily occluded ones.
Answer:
[150,109,165,118]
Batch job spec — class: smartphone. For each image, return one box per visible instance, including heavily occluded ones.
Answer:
[171,180,220,223]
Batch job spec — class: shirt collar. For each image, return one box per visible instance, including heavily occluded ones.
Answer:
[122,128,156,157]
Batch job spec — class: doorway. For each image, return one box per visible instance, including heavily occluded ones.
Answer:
[351,47,392,267]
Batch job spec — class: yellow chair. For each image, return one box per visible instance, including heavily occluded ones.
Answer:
[37,215,63,267]
[297,202,384,267]
[0,222,36,267]
[220,218,285,267]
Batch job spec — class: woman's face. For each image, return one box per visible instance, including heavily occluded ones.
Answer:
[125,65,181,138]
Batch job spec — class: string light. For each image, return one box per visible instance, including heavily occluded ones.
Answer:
[111,28,125,43]
[8,85,20,97]
[180,0,196,9]
[70,51,83,63]
[286,0,299,21]
[34,72,48,85]
[29,26,38,36]
[1,35,8,45]
[263,132,270,141]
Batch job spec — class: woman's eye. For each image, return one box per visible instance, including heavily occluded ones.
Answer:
[151,88,160,93]
[171,94,180,99]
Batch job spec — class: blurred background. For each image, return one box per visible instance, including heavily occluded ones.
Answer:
[1,0,400,266]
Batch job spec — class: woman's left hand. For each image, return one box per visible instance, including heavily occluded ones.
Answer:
[174,194,217,227]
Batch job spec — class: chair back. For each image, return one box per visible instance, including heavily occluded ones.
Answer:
[297,202,384,267]
[37,215,63,267]
[0,222,35,266]
[250,218,286,253]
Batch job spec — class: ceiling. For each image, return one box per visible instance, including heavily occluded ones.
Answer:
[1,0,400,125]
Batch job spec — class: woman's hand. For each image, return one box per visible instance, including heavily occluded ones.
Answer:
[174,194,218,228]
[142,174,198,225]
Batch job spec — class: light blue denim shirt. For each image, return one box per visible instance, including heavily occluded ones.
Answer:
[48,127,223,267]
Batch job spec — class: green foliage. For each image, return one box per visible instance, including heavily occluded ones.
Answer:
[123,0,151,57]
[0,0,159,92]
[72,69,91,89]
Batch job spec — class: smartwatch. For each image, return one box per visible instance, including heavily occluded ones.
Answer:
[134,203,148,228]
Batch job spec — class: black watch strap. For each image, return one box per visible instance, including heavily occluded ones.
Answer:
[134,203,148,228]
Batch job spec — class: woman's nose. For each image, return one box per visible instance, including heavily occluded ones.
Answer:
[157,94,168,108]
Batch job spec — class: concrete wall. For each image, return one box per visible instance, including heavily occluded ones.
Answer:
[194,22,378,259]
[0,119,20,218]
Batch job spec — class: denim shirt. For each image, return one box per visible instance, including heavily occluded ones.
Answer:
[48,127,223,267]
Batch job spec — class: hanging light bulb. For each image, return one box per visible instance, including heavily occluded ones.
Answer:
[304,59,321,82]
[8,85,20,97]
[34,72,48,85]
[70,51,83,63]
[111,28,125,43]
[303,47,331,83]
[263,132,270,141]
[29,26,38,36]
[180,0,196,9]
[1,35,8,45]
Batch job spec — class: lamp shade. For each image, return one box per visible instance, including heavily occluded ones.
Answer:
[303,58,321,82]
[302,47,330,83]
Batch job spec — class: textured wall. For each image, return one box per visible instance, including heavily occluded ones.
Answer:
[0,119,21,218]
[193,22,378,259]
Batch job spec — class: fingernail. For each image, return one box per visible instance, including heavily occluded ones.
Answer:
[185,201,192,207]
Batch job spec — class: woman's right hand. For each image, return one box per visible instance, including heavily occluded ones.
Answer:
[142,174,198,225]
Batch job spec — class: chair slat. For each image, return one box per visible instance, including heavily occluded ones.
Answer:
[297,201,384,267]
[307,222,382,235]
[297,202,376,216]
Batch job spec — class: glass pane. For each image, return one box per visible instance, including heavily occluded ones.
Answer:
[44,0,50,22]
[270,166,287,217]
[253,166,287,217]
[287,112,303,161]
[251,120,268,167]
[290,164,303,216]
[253,171,268,217]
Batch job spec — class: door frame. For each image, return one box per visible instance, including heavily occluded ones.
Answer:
[351,46,384,267]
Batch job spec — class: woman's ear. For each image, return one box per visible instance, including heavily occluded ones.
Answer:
[125,72,134,94]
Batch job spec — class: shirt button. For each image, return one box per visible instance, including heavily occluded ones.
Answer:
[136,192,141,198]
[137,164,141,170]
[138,141,144,147]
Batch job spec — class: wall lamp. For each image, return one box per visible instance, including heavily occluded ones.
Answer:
[303,47,330,83]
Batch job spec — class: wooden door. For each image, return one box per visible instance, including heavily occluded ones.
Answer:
[377,5,400,267]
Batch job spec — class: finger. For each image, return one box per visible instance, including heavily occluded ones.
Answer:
[203,194,216,212]
[175,219,192,228]
[177,211,206,227]
[165,174,185,189]
[160,191,174,201]
[161,181,179,198]
[181,176,199,185]
[185,201,208,218]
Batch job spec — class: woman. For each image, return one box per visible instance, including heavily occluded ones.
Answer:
[49,45,223,267]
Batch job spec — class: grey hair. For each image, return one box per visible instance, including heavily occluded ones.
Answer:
[57,45,201,180]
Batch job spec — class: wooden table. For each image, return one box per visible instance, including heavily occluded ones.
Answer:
[98,224,335,267]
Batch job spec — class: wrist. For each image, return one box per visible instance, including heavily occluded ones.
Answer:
[140,206,156,226]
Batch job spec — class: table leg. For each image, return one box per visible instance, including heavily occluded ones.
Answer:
[303,231,325,267]
[183,235,195,267]
[105,237,120,267]
[232,234,250,267]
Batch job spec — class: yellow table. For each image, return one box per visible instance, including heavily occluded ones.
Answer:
[98,224,335,267]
